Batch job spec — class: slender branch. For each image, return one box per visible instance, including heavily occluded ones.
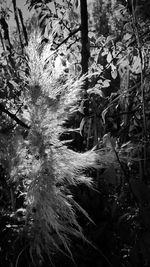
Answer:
[54,0,58,16]
[12,0,24,53]
[18,8,28,46]
[0,29,6,52]
[60,19,72,33]
[0,17,12,51]
[67,37,80,50]
[0,29,10,66]
[55,26,81,50]
[0,103,30,129]
[80,0,89,90]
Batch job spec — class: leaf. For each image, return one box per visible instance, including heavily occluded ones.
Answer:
[102,80,110,88]
[43,22,51,39]
[88,31,96,39]
[106,35,114,44]
[102,108,108,123]
[106,52,112,63]
[78,100,85,114]
[123,33,132,41]
[111,69,118,79]
[8,80,18,88]
[110,63,116,71]
[124,22,133,33]
[79,118,85,136]
[52,20,61,35]
[131,56,142,74]
[87,87,103,96]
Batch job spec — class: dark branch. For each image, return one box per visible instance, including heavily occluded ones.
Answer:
[80,0,89,75]
[18,8,28,46]
[12,0,24,53]
[55,26,81,50]
[0,103,30,129]
[80,0,89,92]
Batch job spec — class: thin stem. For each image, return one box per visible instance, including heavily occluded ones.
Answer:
[12,0,24,53]
[55,26,81,50]
[80,0,89,91]
[0,103,30,129]
[18,8,28,46]
[0,29,6,51]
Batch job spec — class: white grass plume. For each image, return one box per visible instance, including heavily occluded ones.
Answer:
[11,32,111,262]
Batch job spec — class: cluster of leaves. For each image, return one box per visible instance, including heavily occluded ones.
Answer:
[26,0,81,70]
[82,2,150,266]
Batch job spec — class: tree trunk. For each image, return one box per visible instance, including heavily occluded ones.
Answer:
[18,8,28,46]
[12,0,24,53]
[80,0,89,90]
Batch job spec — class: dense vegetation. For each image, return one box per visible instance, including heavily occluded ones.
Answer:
[1,0,150,266]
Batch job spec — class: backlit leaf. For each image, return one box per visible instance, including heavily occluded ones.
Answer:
[111,69,118,79]
[106,52,112,63]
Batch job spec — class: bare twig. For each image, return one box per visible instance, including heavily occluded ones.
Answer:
[0,29,6,51]
[18,8,28,46]
[0,103,30,129]
[80,0,89,91]
[55,26,81,50]
[12,0,24,53]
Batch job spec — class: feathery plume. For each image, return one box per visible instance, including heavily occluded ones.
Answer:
[10,32,111,263]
